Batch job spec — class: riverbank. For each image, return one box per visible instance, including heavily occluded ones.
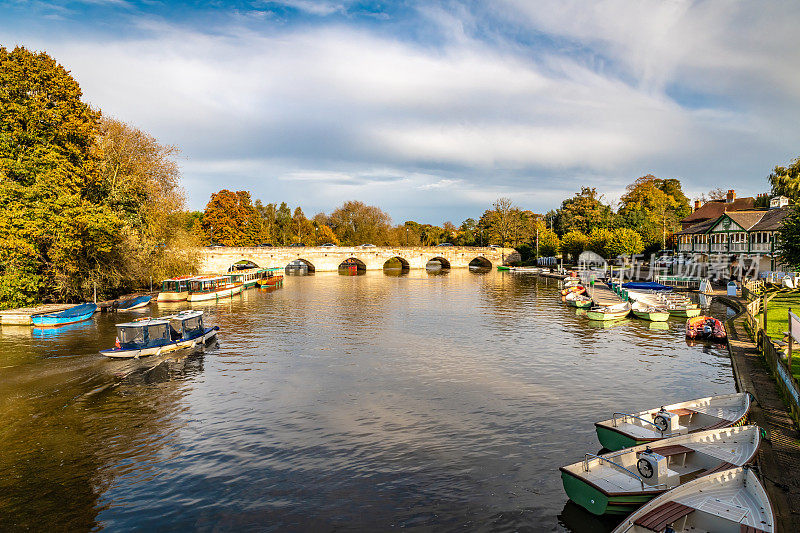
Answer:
[0,291,158,325]
[719,292,800,532]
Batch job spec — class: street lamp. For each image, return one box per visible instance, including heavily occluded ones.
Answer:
[406,227,409,245]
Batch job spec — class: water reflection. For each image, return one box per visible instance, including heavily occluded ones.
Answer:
[0,271,736,531]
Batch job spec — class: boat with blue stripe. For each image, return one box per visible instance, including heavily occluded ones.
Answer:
[100,310,219,358]
[115,295,152,311]
[31,303,98,327]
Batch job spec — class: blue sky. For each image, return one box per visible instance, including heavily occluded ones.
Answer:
[2,0,799,223]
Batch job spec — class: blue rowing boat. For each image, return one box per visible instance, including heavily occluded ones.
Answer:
[31,303,98,327]
[116,295,152,311]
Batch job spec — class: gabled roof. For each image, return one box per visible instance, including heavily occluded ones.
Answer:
[725,211,767,231]
[751,207,793,231]
[681,197,756,224]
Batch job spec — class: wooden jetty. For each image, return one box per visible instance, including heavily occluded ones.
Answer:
[588,283,626,306]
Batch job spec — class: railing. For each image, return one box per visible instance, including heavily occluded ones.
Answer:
[612,412,665,434]
[582,453,646,490]
[677,244,693,252]
[710,244,728,252]
[730,243,748,252]
[750,243,771,253]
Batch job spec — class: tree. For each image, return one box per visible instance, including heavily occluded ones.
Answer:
[0,46,124,306]
[291,207,314,244]
[606,228,645,257]
[557,188,615,235]
[203,190,260,246]
[535,220,560,257]
[328,201,392,245]
[777,205,800,269]
[587,228,615,258]
[479,197,517,246]
[560,231,589,262]
[769,157,800,203]
[618,175,690,251]
[315,224,339,245]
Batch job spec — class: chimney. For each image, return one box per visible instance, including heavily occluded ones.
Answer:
[694,200,701,211]
[726,189,735,203]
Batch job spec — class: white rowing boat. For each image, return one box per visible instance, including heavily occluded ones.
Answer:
[612,466,773,532]
[595,392,751,451]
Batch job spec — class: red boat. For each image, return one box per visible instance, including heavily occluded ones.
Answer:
[686,316,727,340]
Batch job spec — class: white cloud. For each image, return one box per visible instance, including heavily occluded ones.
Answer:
[5,1,800,221]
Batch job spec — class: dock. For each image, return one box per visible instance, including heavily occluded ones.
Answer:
[587,283,626,306]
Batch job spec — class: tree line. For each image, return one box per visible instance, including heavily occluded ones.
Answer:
[0,46,198,308]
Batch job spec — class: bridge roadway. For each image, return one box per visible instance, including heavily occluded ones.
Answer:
[196,246,517,273]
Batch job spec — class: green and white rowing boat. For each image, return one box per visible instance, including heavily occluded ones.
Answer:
[586,302,630,321]
[560,425,760,515]
[631,302,670,322]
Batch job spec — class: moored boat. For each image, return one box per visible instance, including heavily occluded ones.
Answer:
[497,265,510,271]
[566,292,593,308]
[187,276,244,302]
[586,302,631,321]
[31,303,98,327]
[631,302,670,322]
[611,466,773,532]
[686,315,727,340]
[258,273,284,287]
[227,267,269,289]
[594,392,751,452]
[157,275,195,302]
[116,295,152,311]
[100,310,219,358]
[560,425,761,515]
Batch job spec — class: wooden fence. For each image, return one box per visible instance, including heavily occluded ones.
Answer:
[739,294,800,426]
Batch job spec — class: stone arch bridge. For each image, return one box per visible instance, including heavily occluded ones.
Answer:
[196,246,517,273]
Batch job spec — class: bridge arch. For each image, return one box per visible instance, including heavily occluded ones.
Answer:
[229,259,260,271]
[426,256,451,270]
[338,257,366,275]
[468,256,492,269]
[383,256,410,274]
[286,258,315,274]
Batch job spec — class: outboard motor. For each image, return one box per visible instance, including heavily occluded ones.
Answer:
[652,407,679,434]
[703,324,712,336]
[636,446,668,486]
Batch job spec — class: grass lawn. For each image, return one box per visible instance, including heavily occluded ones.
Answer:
[762,293,800,342]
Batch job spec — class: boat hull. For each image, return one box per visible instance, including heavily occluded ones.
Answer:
[100,327,219,358]
[568,299,593,308]
[586,309,629,321]
[31,311,95,327]
[595,424,644,452]
[669,307,701,318]
[157,291,189,302]
[560,470,660,515]
[187,284,243,302]
[632,310,670,322]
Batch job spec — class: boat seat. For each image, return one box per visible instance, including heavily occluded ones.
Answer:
[700,418,733,431]
[650,444,694,457]
[704,461,737,475]
[634,501,694,532]
[665,408,695,417]
[740,525,770,533]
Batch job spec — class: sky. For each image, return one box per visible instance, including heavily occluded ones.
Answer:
[2,0,799,224]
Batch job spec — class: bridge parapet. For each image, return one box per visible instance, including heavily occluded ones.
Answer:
[195,246,517,273]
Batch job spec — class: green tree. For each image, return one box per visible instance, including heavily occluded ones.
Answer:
[617,175,690,251]
[560,231,589,262]
[0,46,123,306]
[479,197,517,246]
[328,201,392,245]
[606,227,645,257]
[769,157,800,202]
[777,205,800,269]
[587,228,615,258]
[557,188,615,235]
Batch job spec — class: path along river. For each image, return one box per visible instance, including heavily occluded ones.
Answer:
[0,270,735,532]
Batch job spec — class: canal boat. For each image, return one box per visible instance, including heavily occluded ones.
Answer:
[157,275,196,302]
[257,273,284,287]
[100,310,219,359]
[631,302,670,322]
[594,392,751,452]
[227,267,268,289]
[686,315,727,340]
[187,276,244,302]
[31,303,98,327]
[611,466,773,533]
[560,425,761,515]
[116,295,152,311]
[586,302,631,321]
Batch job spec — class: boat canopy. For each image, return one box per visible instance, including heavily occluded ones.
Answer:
[116,319,171,349]
[620,282,673,291]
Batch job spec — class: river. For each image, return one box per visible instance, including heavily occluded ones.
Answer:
[0,270,735,531]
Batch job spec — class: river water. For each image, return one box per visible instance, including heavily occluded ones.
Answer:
[0,270,735,532]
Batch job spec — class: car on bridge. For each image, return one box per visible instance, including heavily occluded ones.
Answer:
[321,243,336,247]
[437,243,453,246]
[359,243,376,248]
[289,243,306,247]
